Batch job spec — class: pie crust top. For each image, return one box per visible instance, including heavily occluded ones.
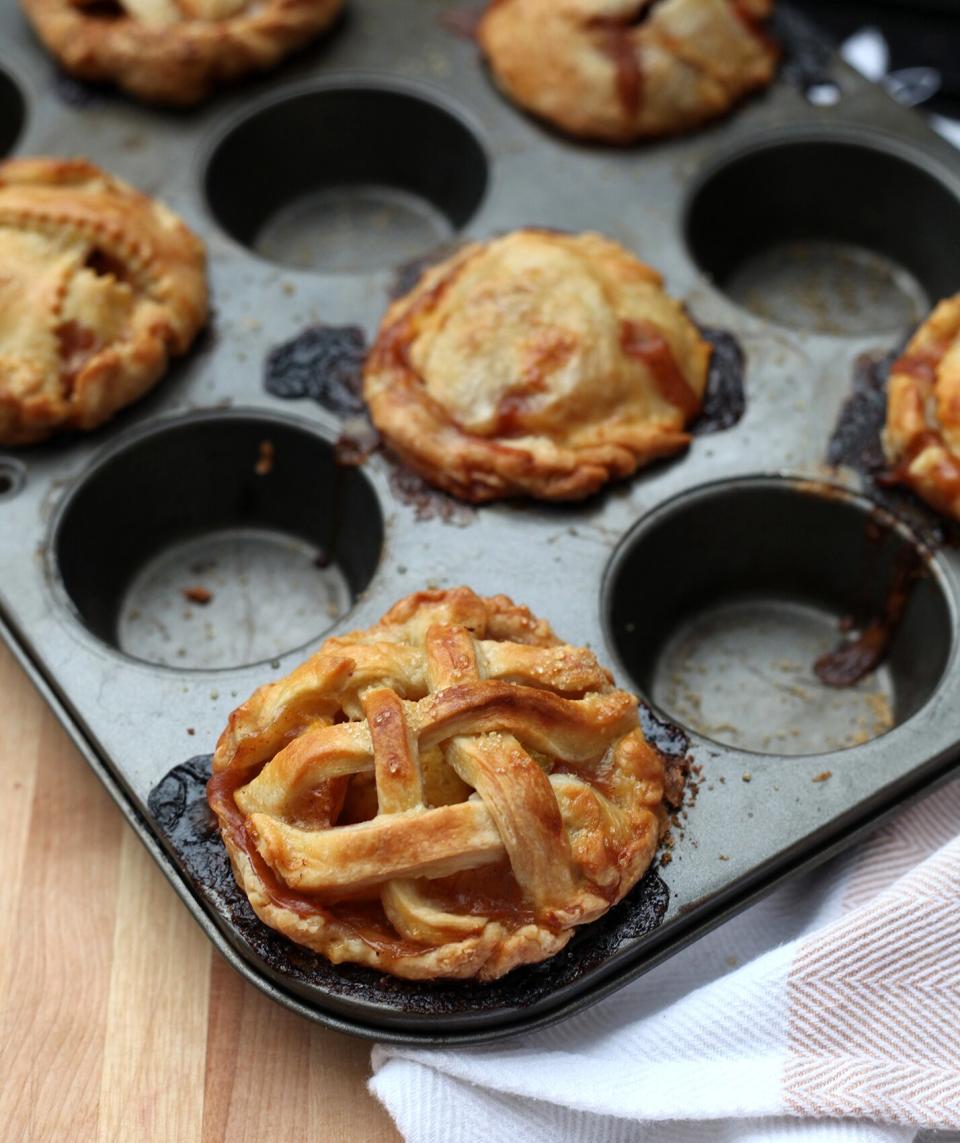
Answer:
[0,157,207,446]
[478,0,778,143]
[363,229,713,502]
[20,0,343,105]
[883,294,960,520]
[208,587,670,982]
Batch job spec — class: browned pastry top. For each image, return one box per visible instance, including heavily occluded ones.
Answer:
[363,228,712,502]
[478,0,778,142]
[208,587,669,981]
[883,294,960,520]
[20,0,343,105]
[0,157,207,446]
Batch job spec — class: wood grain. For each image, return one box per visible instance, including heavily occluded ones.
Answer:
[0,644,400,1143]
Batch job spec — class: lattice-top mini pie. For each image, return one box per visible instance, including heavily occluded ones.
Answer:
[208,588,671,981]
[363,229,712,501]
[21,0,343,105]
[883,294,960,520]
[0,157,207,446]
[478,0,778,142]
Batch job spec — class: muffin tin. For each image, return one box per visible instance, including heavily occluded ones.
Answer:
[2,2,960,1044]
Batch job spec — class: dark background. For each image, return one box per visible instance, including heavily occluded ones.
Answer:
[794,0,960,117]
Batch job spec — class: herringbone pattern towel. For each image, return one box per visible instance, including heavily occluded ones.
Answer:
[370,779,960,1142]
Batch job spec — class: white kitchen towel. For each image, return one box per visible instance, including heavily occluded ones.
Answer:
[370,779,960,1142]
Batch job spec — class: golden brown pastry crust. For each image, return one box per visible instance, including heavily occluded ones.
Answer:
[0,157,207,446]
[20,0,343,105]
[208,587,669,982]
[479,0,778,143]
[883,294,960,520]
[363,229,712,502]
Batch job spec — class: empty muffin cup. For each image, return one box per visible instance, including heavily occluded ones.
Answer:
[204,83,488,273]
[603,476,952,755]
[685,131,960,336]
[51,411,383,670]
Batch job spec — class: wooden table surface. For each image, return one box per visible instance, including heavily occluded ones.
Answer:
[0,643,401,1142]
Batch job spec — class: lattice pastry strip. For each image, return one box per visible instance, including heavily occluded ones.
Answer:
[210,588,672,981]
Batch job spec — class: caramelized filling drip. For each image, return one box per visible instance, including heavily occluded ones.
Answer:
[426,860,536,925]
[208,752,547,955]
[602,23,643,118]
[730,0,777,53]
[208,767,330,921]
[620,319,699,419]
[814,544,925,688]
[55,320,99,397]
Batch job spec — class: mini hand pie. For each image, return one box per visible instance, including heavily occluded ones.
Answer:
[883,294,960,520]
[364,229,712,501]
[20,0,343,105]
[0,158,207,446]
[208,587,670,981]
[479,0,778,142]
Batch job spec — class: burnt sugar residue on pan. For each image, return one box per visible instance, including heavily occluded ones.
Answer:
[638,702,702,857]
[819,344,954,688]
[148,756,669,1018]
[52,70,103,108]
[691,326,747,435]
[385,462,477,525]
[264,324,367,415]
[389,241,469,301]
[827,343,958,548]
[263,322,476,523]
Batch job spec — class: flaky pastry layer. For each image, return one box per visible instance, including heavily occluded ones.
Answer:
[0,157,207,446]
[363,229,712,502]
[883,294,960,520]
[478,0,778,143]
[209,588,670,981]
[21,0,342,105]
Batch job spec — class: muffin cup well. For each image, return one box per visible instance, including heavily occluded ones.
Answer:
[51,411,383,670]
[685,132,960,336]
[203,83,488,273]
[603,476,953,755]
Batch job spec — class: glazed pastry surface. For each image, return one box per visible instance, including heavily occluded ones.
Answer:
[21,0,343,104]
[883,294,960,520]
[208,587,669,981]
[364,229,712,502]
[479,0,778,142]
[0,157,207,446]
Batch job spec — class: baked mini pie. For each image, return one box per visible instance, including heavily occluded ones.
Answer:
[478,0,778,143]
[208,587,670,981]
[0,157,207,446]
[20,0,343,105]
[363,229,712,501]
[883,294,960,520]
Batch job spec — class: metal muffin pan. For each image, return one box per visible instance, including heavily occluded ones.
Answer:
[2,1,960,1044]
